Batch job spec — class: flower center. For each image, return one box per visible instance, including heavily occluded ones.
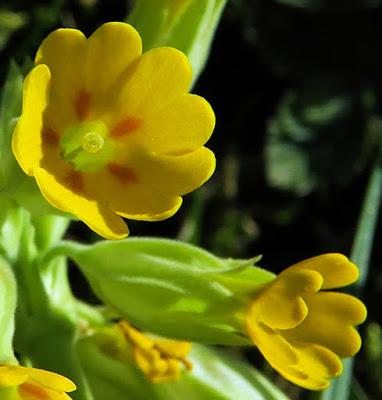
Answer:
[60,121,115,173]
[82,132,104,154]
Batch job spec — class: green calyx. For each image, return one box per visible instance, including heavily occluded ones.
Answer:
[60,120,115,173]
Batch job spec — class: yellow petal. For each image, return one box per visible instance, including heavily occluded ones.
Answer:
[83,22,142,97]
[35,28,87,130]
[251,269,322,330]
[86,147,214,221]
[127,147,216,196]
[12,64,51,175]
[283,292,367,357]
[34,167,128,239]
[85,169,182,221]
[19,382,73,400]
[285,254,359,289]
[0,365,28,387]
[26,367,76,392]
[276,342,343,391]
[246,321,298,370]
[118,93,215,154]
[108,47,192,124]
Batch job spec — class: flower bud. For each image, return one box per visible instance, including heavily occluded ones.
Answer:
[65,238,273,345]
[77,326,289,400]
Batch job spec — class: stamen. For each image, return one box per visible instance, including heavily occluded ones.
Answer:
[108,163,138,183]
[82,132,104,154]
[118,321,192,383]
[110,117,141,138]
[75,90,91,120]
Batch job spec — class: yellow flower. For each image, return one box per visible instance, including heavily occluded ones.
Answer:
[118,320,192,383]
[245,254,367,390]
[0,364,76,399]
[12,22,215,239]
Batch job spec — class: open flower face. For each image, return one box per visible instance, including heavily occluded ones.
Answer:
[0,364,76,399]
[245,254,367,390]
[12,22,215,239]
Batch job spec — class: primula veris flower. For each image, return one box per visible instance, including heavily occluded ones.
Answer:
[0,364,76,399]
[118,321,192,383]
[245,254,367,390]
[12,22,215,239]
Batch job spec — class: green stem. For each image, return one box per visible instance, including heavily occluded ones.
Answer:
[7,213,94,399]
[350,162,382,292]
[315,161,382,400]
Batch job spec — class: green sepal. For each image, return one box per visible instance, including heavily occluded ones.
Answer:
[0,387,18,400]
[128,0,227,85]
[167,345,291,400]
[78,332,290,400]
[60,238,275,345]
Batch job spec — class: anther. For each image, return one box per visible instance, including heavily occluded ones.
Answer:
[82,132,104,154]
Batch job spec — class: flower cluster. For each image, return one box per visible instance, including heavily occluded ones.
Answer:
[4,18,368,399]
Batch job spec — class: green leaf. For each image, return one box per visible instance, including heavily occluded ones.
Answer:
[0,8,27,51]
[265,80,376,195]
[128,0,228,85]
[0,256,17,364]
[274,0,323,9]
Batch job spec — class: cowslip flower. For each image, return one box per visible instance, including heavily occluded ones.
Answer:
[0,364,76,399]
[12,22,215,239]
[118,320,192,383]
[245,254,367,390]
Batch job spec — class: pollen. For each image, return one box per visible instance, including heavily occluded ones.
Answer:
[81,132,104,154]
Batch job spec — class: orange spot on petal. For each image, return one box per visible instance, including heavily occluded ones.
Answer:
[64,170,84,194]
[110,117,141,138]
[75,90,91,120]
[108,163,138,184]
[19,382,51,400]
[42,127,59,146]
